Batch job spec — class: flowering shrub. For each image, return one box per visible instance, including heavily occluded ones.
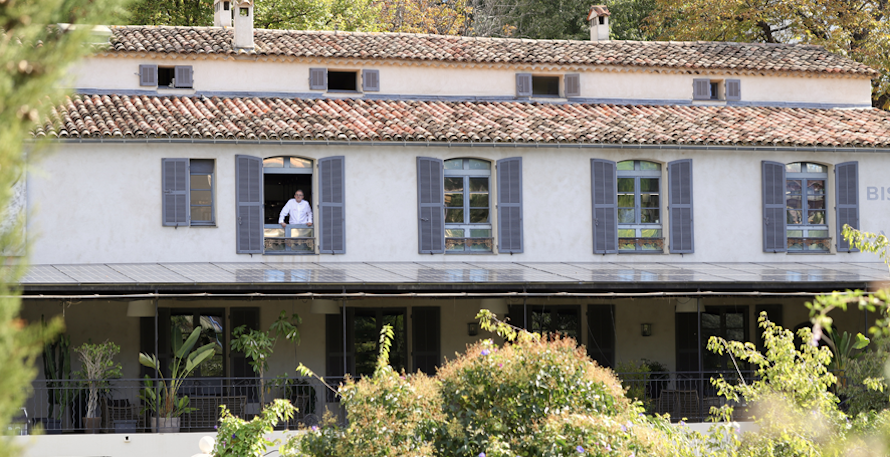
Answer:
[213,399,294,457]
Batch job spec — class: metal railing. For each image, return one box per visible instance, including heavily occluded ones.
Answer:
[23,376,336,434]
[264,224,314,254]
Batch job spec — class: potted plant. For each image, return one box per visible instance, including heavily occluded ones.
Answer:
[74,341,122,433]
[230,311,300,406]
[139,326,216,433]
[41,327,71,434]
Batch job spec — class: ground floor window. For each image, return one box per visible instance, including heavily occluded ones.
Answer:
[510,305,581,341]
[675,305,749,372]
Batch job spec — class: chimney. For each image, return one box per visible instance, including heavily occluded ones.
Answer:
[587,5,610,41]
[213,0,232,27]
[233,0,254,50]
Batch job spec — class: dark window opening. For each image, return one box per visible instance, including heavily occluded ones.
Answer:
[263,174,312,224]
[598,16,605,25]
[532,76,560,96]
[239,7,248,16]
[509,305,581,341]
[328,71,358,91]
[326,308,408,378]
[587,304,615,368]
[223,1,229,9]
[709,82,719,100]
[158,67,175,87]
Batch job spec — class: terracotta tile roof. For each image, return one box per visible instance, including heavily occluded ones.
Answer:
[106,26,877,76]
[588,5,610,19]
[38,94,890,147]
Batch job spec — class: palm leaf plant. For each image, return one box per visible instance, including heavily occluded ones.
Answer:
[139,326,217,419]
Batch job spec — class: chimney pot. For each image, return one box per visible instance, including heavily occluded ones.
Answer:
[587,5,611,41]
[233,0,254,49]
[213,0,232,27]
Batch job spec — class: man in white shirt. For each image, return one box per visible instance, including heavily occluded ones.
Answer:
[279,190,313,227]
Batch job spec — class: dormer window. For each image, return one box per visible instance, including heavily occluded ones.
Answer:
[693,78,740,101]
[309,68,380,92]
[516,73,576,98]
[139,64,193,89]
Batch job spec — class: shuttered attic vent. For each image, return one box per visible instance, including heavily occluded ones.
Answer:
[140,65,193,88]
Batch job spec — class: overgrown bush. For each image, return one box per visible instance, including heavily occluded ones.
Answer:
[214,399,294,457]
[840,336,890,416]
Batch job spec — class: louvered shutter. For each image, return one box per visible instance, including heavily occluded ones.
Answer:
[565,73,581,97]
[140,64,158,87]
[762,161,787,252]
[309,68,327,90]
[162,158,189,226]
[362,69,380,92]
[412,307,440,375]
[174,66,193,88]
[516,73,532,97]
[236,155,264,254]
[319,156,346,254]
[725,79,741,101]
[497,157,523,254]
[693,79,710,100]
[417,157,444,254]
[835,161,860,252]
[668,159,694,253]
[591,159,618,254]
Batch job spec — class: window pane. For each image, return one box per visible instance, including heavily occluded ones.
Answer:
[786,230,803,237]
[640,194,659,208]
[618,209,635,223]
[289,157,312,168]
[786,180,802,195]
[787,210,802,224]
[640,229,662,238]
[727,329,744,341]
[444,177,463,192]
[469,209,489,223]
[786,195,802,210]
[468,159,490,170]
[726,313,744,328]
[808,239,830,251]
[640,178,659,192]
[808,196,824,209]
[444,159,463,170]
[190,175,211,189]
[617,178,634,192]
[617,195,635,207]
[807,163,827,173]
[445,238,465,251]
[354,313,378,376]
[617,161,634,171]
[808,210,825,224]
[191,190,212,205]
[469,177,488,192]
[289,228,312,237]
[807,180,825,195]
[701,313,720,329]
[788,238,804,251]
[263,157,284,168]
[445,193,464,207]
[191,207,212,222]
[445,209,463,223]
[640,209,659,224]
[785,163,801,173]
[808,230,829,238]
[469,229,491,237]
[618,229,636,237]
[469,193,489,207]
[445,229,465,238]
[640,161,661,171]
[532,76,559,96]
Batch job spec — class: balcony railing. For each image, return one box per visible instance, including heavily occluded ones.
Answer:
[264,224,314,254]
[19,376,340,434]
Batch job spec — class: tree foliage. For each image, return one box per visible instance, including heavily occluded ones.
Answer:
[0,0,120,454]
[646,0,890,108]
[378,0,470,35]
[465,0,592,39]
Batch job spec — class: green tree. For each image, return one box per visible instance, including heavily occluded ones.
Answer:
[466,0,592,40]
[0,0,121,454]
[646,0,890,108]
[128,0,209,26]
[606,0,658,40]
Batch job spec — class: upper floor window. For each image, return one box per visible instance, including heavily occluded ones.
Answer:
[140,65,193,88]
[786,162,829,252]
[189,160,215,226]
[161,158,215,227]
[309,68,380,92]
[263,156,314,254]
[444,158,492,253]
[693,79,740,101]
[617,160,662,252]
[516,73,579,97]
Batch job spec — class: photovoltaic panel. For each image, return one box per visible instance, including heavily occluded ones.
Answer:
[21,265,75,284]
[160,263,238,283]
[108,263,192,283]
[54,264,135,283]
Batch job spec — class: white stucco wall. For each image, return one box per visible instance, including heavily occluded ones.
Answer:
[27,142,890,264]
[69,56,874,107]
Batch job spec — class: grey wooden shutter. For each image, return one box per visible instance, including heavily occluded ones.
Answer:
[230,307,260,378]
[725,79,741,101]
[417,157,444,254]
[835,161,860,252]
[162,158,189,226]
[587,305,615,368]
[319,156,346,254]
[309,68,327,90]
[412,307,440,375]
[497,157,523,254]
[591,159,618,254]
[139,64,157,87]
[174,66,193,88]
[668,159,694,253]
[762,161,787,252]
[693,79,710,100]
[516,73,532,97]
[565,73,581,97]
[362,69,380,92]
[236,155,264,254]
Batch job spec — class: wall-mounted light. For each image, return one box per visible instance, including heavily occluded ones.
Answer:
[641,323,653,337]
[467,322,479,336]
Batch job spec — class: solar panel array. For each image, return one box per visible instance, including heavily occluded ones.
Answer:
[18,261,890,286]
